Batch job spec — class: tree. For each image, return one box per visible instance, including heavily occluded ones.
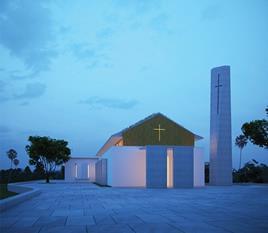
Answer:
[235,135,248,169]
[33,162,45,180]
[233,159,268,183]
[25,136,71,183]
[13,159,19,169]
[24,166,32,180]
[6,149,17,169]
[241,107,268,149]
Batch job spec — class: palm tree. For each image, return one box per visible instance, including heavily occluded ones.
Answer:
[13,159,19,169]
[235,135,248,169]
[6,149,17,169]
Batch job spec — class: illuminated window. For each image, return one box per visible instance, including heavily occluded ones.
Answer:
[167,149,174,188]
[115,139,123,146]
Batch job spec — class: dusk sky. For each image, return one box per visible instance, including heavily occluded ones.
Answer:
[0,0,267,169]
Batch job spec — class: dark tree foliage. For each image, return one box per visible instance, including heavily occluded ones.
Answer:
[0,167,65,184]
[235,135,248,169]
[241,107,268,148]
[233,160,268,183]
[25,136,71,183]
[33,162,45,179]
[24,166,32,179]
[242,120,268,148]
[6,149,17,169]
[13,158,19,168]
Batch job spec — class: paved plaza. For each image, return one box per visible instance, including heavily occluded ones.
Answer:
[0,182,268,233]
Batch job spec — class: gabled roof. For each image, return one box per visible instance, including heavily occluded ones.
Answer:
[96,113,203,156]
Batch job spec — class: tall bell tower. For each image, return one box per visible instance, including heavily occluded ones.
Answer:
[210,65,232,185]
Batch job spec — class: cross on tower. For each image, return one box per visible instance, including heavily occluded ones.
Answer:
[215,74,222,114]
[154,124,166,142]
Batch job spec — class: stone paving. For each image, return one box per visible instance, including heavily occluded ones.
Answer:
[0,182,268,233]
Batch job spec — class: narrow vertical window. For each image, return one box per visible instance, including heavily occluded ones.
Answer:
[167,148,174,188]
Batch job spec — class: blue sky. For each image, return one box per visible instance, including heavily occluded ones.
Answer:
[0,0,267,169]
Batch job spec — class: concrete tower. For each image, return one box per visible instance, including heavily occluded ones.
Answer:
[210,65,232,185]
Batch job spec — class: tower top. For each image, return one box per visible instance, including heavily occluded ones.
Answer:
[211,65,230,76]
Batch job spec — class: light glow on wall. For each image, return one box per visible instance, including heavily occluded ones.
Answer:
[167,148,174,188]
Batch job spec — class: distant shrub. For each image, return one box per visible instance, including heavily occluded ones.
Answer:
[0,165,65,183]
[233,159,268,183]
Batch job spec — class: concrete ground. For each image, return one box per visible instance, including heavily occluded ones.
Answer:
[0,182,267,233]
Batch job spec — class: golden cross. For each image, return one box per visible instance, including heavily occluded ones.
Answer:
[154,124,166,141]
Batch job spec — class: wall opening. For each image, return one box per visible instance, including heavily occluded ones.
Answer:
[167,148,173,188]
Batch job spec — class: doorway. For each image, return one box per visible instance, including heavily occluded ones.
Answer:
[76,163,89,179]
[167,148,174,188]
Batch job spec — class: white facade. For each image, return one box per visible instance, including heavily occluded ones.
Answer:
[65,147,204,187]
[102,146,146,187]
[194,147,205,187]
[65,157,98,182]
[210,65,232,185]
[65,112,205,187]
[96,145,204,188]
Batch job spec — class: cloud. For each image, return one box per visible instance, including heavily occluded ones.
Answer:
[0,80,46,103]
[19,101,29,106]
[11,70,40,80]
[70,42,110,69]
[71,43,96,60]
[0,125,10,134]
[0,80,6,91]
[0,96,9,103]
[80,96,139,109]
[0,0,57,72]
[0,80,9,102]
[96,27,114,39]
[14,83,46,100]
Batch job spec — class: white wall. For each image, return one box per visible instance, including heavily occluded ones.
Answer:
[102,146,146,187]
[95,159,107,185]
[194,148,205,187]
[65,158,98,182]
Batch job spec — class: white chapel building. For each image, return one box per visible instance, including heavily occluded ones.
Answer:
[65,113,205,188]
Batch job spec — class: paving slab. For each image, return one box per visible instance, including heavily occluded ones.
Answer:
[66,216,95,226]
[13,217,39,227]
[0,182,267,233]
[33,216,67,227]
[87,224,133,233]
[0,217,18,228]
[135,213,171,223]
[170,221,231,233]
[130,223,183,233]
[207,220,268,233]
[111,214,144,224]
[39,226,87,233]
[2,226,41,233]
[52,209,84,217]
[93,214,116,225]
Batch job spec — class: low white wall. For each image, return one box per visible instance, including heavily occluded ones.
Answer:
[102,146,146,187]
[65,158,98,182]
[194,147,205,187]
[0,184,41,212]
[95,159,108,186]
